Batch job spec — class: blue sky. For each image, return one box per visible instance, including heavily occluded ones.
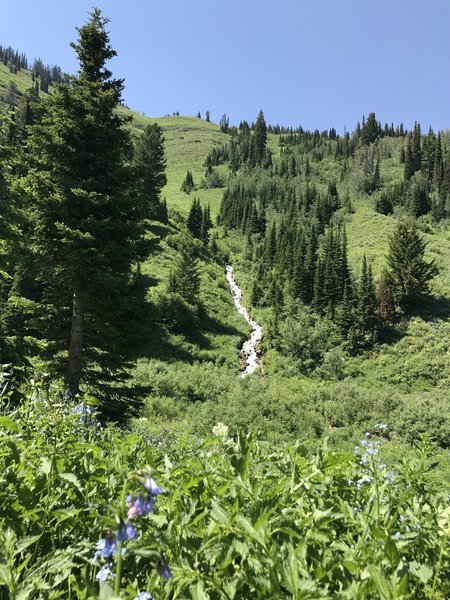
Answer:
[2,0,449,132]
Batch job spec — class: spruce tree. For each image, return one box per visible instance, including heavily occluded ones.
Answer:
[432,133,443,191]
[250,110,267,166]
[356,255,377,336]
[187,198,202,239]
[378,267,395,322]
[404,137,414,181]
[133,123,167,221]
[411,122,422,173]
[200,204,213,245]
[25,9,148,402]
[168,234,200,306]
[360,112,379,145]
[181,169,195,193]
[387,222,437,306]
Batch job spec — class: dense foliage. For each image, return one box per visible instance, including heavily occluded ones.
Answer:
[0,378,449,599]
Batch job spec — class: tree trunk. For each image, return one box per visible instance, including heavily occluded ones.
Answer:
[64,292,84,399]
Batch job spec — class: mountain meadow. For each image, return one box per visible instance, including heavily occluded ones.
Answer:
[0,9,449,600]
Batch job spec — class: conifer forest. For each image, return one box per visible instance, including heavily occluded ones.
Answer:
[0,9,449,599]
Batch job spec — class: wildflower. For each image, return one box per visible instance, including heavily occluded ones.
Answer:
[385,471,395,484]
[94,534,117,560]
[74,403,96,417]
[133,593,153,600]
[374,423,388,431]
[117,520,139,542]
[127,494,155,519]
[96,563,114,581]
[144,477,164,495]
[157,557,173,580]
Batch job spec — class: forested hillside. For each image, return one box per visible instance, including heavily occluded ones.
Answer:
[0,8,449,599]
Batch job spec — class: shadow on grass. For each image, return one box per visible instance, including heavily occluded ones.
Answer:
[147,222,175,239]
[129,296,244,366]
[377,294,450,346]
[409,295,450,320]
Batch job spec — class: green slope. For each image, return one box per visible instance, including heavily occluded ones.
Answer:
[1,60,449,466]
[119,107,230,217]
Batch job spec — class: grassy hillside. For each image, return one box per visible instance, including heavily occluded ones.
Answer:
[0,63,40,97]
[1,59,449,466]
[0,64,228,218]
[121,109,229,217]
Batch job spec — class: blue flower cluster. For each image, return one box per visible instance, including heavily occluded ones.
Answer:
[133,593,153,600]
[355,433,381,466]
[353,432,397,487]
[73,403,100,426]
[127,477,164,519]
[94,475,171,593]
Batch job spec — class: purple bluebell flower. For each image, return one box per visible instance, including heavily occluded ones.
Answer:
[94,534,117,560]
[144,477,164,495]
[133,593,153,600]
[157,557,173,580]
[117,520,139,542]
[127,495,156,519]
[96,563,114,581]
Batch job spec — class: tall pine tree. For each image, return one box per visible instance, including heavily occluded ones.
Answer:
[133,123,167,221]
[387,222,437,306]
[25,9,148,403]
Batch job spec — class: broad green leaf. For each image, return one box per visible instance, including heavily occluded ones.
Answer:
[15,534,41,555]
[0,416,20,432]
[409,560,433,584]
[190,580,209,600]
[210,499,230,524]
[384,536,400,566]
[59,472,82,491]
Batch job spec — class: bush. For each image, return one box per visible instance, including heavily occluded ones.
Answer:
[0,381,449,598]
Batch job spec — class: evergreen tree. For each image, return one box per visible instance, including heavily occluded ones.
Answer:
[335,284,355,338]
[411,122,422,173]
[168,234,200,305]
[404,137,414,181]
[408,172,429,217]
[387,222,438,306]
[157,197,168,223]
[12,87,40,147]
[25,9,148,402]
[200,204,213,244]
[264,221,277,268]
[360,112,379,145]
[219,113,229,133]
[378,267,395,322]
[422,127,436,190]
[250,110,267,166]
[356,255,378,336]
[375,193,393,215]
[181,169,195,193]
[432,133,443,191]
[187,198,202,239]
[133,123,167,221]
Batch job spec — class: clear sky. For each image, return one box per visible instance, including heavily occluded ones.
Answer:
[1,0,449,132]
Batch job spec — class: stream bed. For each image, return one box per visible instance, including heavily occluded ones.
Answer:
[225,265,262,377]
